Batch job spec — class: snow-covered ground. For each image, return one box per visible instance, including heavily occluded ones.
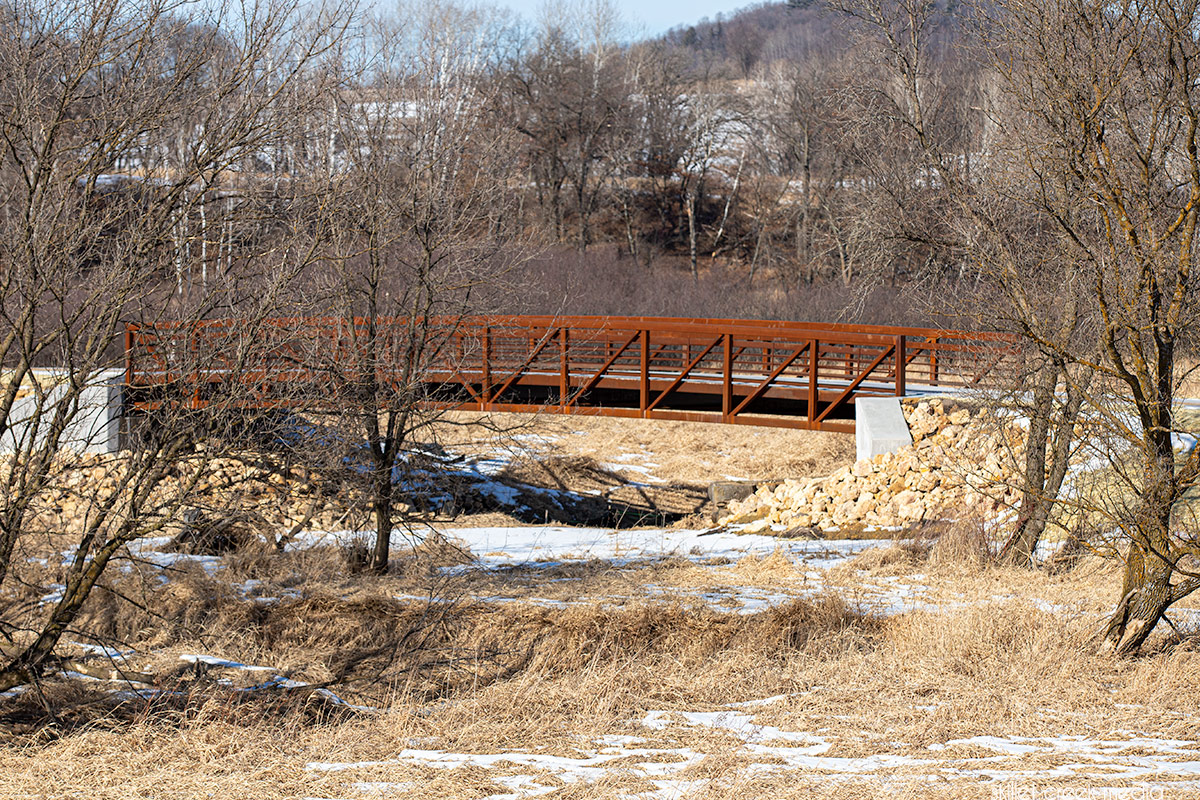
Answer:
[305,695,1200,798]
[439,526,880,570]
[112,524,1077,620]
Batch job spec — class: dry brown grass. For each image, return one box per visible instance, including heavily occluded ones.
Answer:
[5,397,1200,799]
[5,594,1200,798]
[6,527,1200,799]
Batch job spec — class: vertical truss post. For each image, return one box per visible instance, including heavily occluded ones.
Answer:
[929,337,939,385]
[559,326,569,409]
[895,334,907,396]
[808,338,819,429]
[640,329,649,416]
[722,332,733,422]
[481,325,491,408]
[124,324,135,390]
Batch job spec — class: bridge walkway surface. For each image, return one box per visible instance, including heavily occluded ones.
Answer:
[124,315,1018,433]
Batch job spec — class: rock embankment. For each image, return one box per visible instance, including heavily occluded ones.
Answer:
[719,398,1026,533]
[16,444,642,543]
[19,455,352,539]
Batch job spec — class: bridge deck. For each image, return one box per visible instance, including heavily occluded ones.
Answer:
[124,315,1018,432]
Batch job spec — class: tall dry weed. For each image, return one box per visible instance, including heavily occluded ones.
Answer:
[498,595,874,677]
[928,517,993,570]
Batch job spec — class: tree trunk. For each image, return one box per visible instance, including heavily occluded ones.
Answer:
[1000,364,1056,566]
[1103,538,1173,655]
[748,228,765,286]
[710,149,743,257]
[619,193,638,261]
[0,531,126,692]
[1102,438,1177,654]
[370,462,392,574]
[685,191,698,281]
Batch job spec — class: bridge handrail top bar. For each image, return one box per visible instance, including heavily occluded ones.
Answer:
[126,315,1018,346]
[471,315,1013,341]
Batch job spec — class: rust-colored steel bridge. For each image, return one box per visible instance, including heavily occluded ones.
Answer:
[124,315,1018,433]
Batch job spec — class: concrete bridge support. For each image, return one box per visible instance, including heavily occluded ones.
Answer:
[0,369,125,455]
[855,397,912,462]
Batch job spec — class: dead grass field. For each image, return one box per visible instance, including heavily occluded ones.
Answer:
[4,415,1200,799]
[3,537,1200,799]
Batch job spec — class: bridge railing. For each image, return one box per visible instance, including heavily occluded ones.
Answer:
[125,315,1020,431]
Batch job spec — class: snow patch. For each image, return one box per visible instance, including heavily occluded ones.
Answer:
[436,527,884,570]
[39,584,65,605]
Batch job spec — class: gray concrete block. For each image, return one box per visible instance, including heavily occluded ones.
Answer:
[855,397,913,462]
[1,369,124,454]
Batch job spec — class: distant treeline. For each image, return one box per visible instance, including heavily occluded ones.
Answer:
[488,0,981,320]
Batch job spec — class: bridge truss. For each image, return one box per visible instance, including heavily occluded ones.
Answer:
[125,315,1018,433]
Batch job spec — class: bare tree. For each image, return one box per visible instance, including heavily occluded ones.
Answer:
[0,0,350,691]
[981,0,1200,652]
[831,0,1089,571]
[610,42,694,266]
[505,0,629,253]
[300,2,525,574]
[753,51,857,287]
[675,79,747,280]
[842,0,1200,654]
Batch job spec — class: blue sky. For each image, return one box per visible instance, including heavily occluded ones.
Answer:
[499,0,750,36]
